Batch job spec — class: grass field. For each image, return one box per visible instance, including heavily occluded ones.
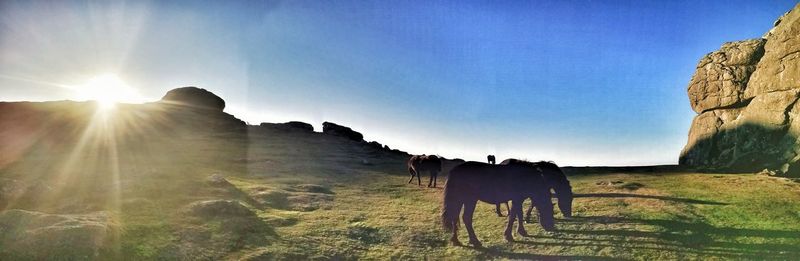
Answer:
[227,167,800,260]
[2,103,800,260]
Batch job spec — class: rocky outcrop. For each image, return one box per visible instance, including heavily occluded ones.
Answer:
[161,86,226,111]
[259,121,314,132]
[687,39,765,113]
[158,87,245,131]
[322,122,364,142]
[680,3,800,177]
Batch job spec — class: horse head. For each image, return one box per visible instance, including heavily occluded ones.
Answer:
[540,162,573,218]
[531,186,556,231]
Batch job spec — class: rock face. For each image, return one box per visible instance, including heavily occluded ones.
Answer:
[161,87,226,111]
[322,121,364,141]
[687,39,765,113]
[680,3,800,177]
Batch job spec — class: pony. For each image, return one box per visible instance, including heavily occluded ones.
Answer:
[494,159,573,221]
[441,161,555,247]
[407,155,443,187]
[487,155,496,164]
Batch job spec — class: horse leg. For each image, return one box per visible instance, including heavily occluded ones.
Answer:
[504,199,520,242]
[427,171,434,187]
[417,170,422,186]
[462,200,482,247]
[432,172,438,188]
[450,217,462,246]
[525,197,535,223]
[495,203,504,217]
[514,199,529,236]
[407,169,415,184]
[450,227,461,246]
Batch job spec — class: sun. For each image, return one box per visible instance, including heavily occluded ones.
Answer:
[72,74,143,110]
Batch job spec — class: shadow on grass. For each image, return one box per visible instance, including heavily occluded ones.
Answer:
[535,216,800,259]
[475,248,625,261]
[574,193,728,205]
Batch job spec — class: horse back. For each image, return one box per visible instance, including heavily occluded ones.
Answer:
[447,162,546,203]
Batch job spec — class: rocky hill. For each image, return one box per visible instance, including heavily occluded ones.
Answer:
[0,86,450,259]
[680,3,800,177]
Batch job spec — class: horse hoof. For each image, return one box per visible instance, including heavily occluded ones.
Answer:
[451,240,463,246]
[518,230,530,237]
[469,240,482,248]
[505,235,514,242]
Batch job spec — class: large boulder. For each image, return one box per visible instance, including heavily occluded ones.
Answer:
[161,87,226,111]
[156,87,246,132]
[687,39,765,113]
[322,122,364,142]
[0,210,118,260]
[681,3,800,177]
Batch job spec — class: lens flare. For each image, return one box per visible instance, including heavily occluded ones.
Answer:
[72,74,143,110]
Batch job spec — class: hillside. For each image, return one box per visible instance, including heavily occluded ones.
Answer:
[1,87,800,260]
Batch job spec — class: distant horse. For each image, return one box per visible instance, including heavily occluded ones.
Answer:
[494,159,573,221]
[487,155,496,164]
[442,161,555,247]
[407,155,443,187]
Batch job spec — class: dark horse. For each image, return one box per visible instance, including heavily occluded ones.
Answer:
[494,159,573,221]
[442,161,555,247]
[487,155,496,164]
[407,155,442,187]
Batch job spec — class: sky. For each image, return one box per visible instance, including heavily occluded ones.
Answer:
[1,0,797,166]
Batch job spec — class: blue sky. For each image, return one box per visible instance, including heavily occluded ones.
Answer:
[1,0,797,165]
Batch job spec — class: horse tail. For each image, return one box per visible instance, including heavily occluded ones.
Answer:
[408,165,416,176]
[441,177,462,232]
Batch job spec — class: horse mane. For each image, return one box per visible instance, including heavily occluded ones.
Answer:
[501,158,550,166]
[501,159,564,174]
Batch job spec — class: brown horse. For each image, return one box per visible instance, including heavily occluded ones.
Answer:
[407,155,443,187]
[494,159,573,221]
[442,161,555,247]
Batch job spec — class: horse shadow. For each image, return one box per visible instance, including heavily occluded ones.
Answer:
[508,215,800,259]
[573,193,729,205]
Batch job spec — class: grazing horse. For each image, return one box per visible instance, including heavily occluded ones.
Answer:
[487,155,496,164]
[494,159,573,221]
[407,155,443,187]
[442,161,555,247]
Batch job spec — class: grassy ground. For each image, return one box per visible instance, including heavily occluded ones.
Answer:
[2,103,800,260]
[225,167,800,260]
